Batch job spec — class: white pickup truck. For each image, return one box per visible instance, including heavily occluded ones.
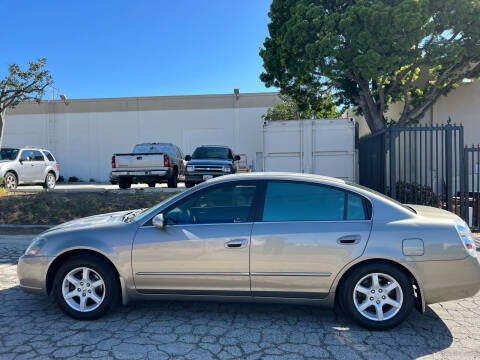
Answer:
[110,143,185,189]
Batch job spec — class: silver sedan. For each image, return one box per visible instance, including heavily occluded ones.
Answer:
[17,173,480,330]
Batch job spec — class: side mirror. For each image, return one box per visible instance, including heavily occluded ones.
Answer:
[152,213,165,229]
[185,155,192,161]
[234,155,241,161]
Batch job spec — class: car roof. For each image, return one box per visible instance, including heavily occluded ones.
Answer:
[205,172,347,186]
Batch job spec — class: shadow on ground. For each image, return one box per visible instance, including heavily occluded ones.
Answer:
[0,284,453,359]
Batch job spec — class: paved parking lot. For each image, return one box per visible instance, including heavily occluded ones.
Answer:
[1,236,480,359]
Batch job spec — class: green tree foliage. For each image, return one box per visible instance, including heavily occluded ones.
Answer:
[262,95,340,121]
[260,0,480,132]
[0,58,53,147]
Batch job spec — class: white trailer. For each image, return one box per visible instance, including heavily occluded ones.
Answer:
[262,118,358,181]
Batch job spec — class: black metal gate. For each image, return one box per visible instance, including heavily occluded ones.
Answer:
[359,120,464,214]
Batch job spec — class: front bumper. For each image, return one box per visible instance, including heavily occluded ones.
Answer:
[415,255,480,304]
[17,255,50,296]
[185,172,228,182]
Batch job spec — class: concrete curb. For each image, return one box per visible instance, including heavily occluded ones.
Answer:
[6,188,185,195]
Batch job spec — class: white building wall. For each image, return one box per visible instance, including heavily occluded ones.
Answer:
[4,94,278,182]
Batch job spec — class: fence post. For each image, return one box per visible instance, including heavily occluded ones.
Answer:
[445,118,453,211]
[459,125,465,218]
[389,128,396,200]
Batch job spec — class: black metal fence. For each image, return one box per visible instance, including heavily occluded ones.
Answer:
[463,145,480,229]
[359,120,464,214]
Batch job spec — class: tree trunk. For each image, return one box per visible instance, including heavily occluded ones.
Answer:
[0,109,5,149]
[357,96,385,133]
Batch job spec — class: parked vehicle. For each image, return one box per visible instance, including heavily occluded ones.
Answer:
[0,147,59,190]
[110,143,185,189]
[184,145,240,188]
[17,172,480,329]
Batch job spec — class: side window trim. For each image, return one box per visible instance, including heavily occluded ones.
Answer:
[257,180,372,223]
[148,180,262,226]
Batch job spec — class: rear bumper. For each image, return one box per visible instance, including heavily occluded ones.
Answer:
[415,255,480,304]
[110,168,172,182]
[17,255,49,296]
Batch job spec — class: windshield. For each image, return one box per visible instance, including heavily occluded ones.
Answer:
[134,144,173,154]
[345,181,416,214]
[0,148,19,161]
[192,147,230,160]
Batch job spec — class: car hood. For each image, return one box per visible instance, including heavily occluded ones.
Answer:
[188,159,232,166]
[407,204,461,221]
[44,210,132,234]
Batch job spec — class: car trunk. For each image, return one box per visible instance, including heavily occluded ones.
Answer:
[407,204,460,221]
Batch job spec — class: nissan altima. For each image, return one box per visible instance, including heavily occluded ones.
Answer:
[17,173,480,330]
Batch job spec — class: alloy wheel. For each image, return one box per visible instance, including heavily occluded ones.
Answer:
[5,173,17,190]
[46,174,56,189]
[62,267,106,312]
[353,272,403,321]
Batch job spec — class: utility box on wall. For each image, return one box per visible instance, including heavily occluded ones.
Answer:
[262,118,358,182]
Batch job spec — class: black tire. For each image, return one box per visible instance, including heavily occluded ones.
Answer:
[118,178,131,189]
[52,255,120,320]
[339,263,414,330]
[167,169,178,188]
[147,182,156,188]
[43,172,56,189]
[4,172,17,191]
[185,181,195,188]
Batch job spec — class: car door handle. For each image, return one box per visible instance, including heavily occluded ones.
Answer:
[225,239,248,248]
[337,235,361,244]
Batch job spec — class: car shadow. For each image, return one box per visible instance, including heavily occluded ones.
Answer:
[0,285,453,358]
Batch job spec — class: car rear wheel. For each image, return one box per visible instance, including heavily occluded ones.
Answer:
[185,181,195,188]
[167,170,178,188]
[53,255,119,320]
[4,172,17,191]
[340,263,413,330]
[118,178,131,189]
[147,182,156,188]
[43,172,56,189]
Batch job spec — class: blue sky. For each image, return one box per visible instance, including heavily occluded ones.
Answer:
[1,0,276,99]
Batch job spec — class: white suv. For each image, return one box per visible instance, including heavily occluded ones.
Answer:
[0,147,59,190]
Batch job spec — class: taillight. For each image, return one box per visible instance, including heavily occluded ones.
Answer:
[55,162,59,171]
[456,220,477,258]
[164,154,170,167]
[111,156,116,169]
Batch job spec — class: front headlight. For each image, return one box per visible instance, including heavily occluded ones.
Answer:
[222,166,231,173]
[456,220,477,258]
[25,237,47,256]
[186,165,195,172]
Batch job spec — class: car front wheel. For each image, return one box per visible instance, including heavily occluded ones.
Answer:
[340,263,414,330]
[4,172,17,190]
[53,255,119,320]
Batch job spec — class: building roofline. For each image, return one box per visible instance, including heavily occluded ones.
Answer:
[7,91,282,115]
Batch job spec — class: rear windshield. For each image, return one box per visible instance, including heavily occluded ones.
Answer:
[345,181,416,213]
[134,144,173,154]
[0,148,19,161]
[192,147,231,160]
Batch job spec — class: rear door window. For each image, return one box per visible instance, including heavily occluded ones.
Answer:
[261,181,369,221]
[32,150,45,162]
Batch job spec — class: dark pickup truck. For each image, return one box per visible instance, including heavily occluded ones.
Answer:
[184,145,240,188]
[110,143,185,189]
